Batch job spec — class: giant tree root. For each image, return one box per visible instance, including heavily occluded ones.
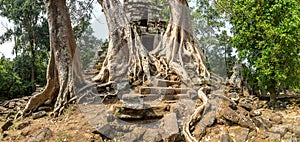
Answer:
[92,0,153,86]
[150,0,210,87]
[182,86,262,142]
[183,87,209,142]
[18,52,76,118]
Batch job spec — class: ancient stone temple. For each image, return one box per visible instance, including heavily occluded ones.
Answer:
[86,0,167,75]
[124,0,166,30]
[124,0,167,51]
[82,1,190,141]
[79,1,300,141]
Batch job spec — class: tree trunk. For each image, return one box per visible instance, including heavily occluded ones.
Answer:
[30,39,36,92]
[93,0,153,86]
[268,80,277,107]
[151,0,210,86]
[19,0,82,117]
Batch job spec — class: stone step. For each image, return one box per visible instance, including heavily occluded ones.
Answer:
[152,79,181,87]
[164,89,198,100]
[121,94,161,103]
[121,94,144,109]
[121,92,194,103]
[113,103,170,119]
[143,94,161,102]
[121,94,143,103]
[162,94,190,100]
[140,87,191,95]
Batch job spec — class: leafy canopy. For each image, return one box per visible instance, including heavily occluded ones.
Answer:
[230,0,300,95]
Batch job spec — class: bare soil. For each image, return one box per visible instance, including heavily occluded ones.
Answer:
[0,104,101,142]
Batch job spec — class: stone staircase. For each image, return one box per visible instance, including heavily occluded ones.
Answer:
[109,78,198,123]
[83,45,107,81]
[80,68,199,141]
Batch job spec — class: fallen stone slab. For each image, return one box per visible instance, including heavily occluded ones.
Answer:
[26,127,52,142]
[161,113,180,140]
[122,127,146,141]
[269,113,283,124]
[171,99,196,121]
[37,106,52,112]
[140,87,190,95]
[193,104,217,139]
[32,111,47,119]
[113,104,169,119]
[229,126,250,142]
[269,124,291,137]
[143,128,163,141]
[97,124,119,139]
[219,133,234,142]
[1,119,13,132]
[17,121,31,130]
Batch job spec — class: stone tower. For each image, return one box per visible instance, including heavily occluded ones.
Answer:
[124,0,167,51]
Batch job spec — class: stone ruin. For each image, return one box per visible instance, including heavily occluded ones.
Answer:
[80,1,196,141]
[124,0,167,51]
[78,1,300,141]
[2,0,300,141]
[84,0,167,79]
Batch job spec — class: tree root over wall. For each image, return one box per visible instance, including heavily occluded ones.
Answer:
[92,0,213,141]
[17,1,250,141]
[92,0,153,85]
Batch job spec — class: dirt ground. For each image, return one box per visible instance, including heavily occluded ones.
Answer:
[0,104,102,142]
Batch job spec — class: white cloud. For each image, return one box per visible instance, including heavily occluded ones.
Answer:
[91,3,109,40]
[0,17,14,59]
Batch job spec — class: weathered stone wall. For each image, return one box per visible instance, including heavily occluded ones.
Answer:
[124,0,164,22]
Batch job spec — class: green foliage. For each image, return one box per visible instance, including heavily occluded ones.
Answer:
[77,25,104,70]
[191,0,236,78]
[0,0,96,98]
[67,0,93,40]
[35,50,49,85]
[0,0,47,51]
[0,0,49,96]
[0,51,49,98]
[0,55,22,98]
[230,0,300,97]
